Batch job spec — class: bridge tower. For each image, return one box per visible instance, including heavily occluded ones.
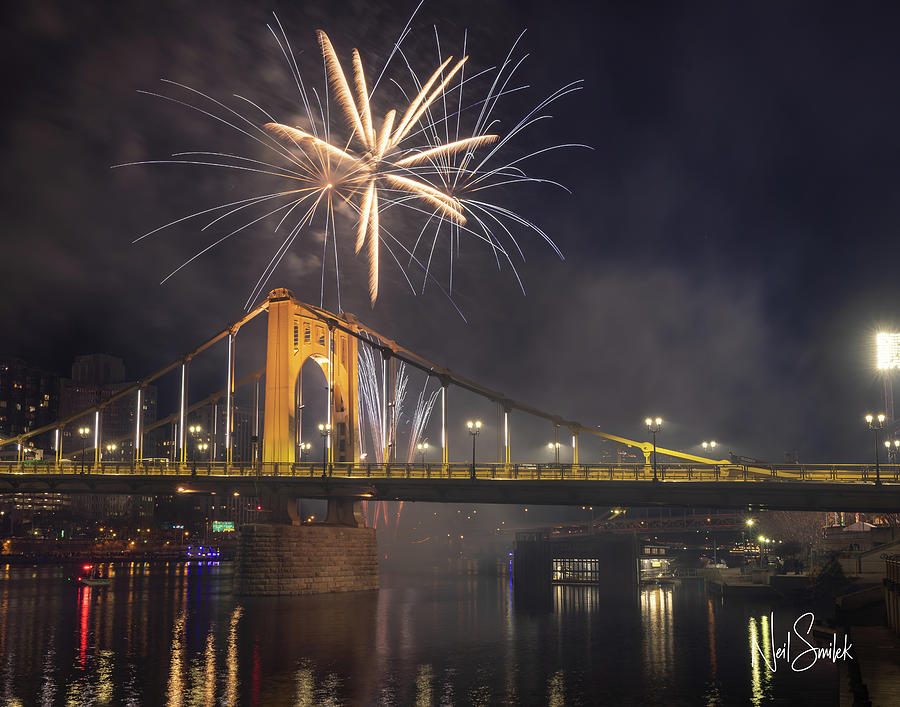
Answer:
[262,288,359,464]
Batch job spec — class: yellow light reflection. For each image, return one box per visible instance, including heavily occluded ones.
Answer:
[640,586,674,679]
[167,613,186,707]
[415,664,434,706]
[204,628,216,707]
[547,669,566,707]
[748,614,773,706]
[295,660,316,707]
[225,605,242,705]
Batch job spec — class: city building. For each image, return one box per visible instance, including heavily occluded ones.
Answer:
[58,354,157,458]
[0,357,59,451]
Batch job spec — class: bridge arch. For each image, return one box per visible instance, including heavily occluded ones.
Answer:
[262,289,358,463]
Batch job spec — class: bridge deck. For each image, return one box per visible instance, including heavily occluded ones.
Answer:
[2,462,900,511]
[2,460,897,483]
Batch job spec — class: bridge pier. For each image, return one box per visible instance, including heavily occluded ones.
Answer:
[234,496,377,596]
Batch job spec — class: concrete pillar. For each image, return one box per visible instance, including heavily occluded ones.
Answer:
[325,498,365,527]
[234,523,377,596]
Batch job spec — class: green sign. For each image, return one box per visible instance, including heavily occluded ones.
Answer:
[212,521,235,532]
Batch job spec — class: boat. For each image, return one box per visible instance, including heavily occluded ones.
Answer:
[78,564,111,587]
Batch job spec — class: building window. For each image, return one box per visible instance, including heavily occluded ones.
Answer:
[551,558,601,584]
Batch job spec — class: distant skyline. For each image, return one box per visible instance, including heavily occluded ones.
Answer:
[4,1,900,461]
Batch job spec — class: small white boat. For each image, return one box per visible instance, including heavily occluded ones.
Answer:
[78,564,111,588]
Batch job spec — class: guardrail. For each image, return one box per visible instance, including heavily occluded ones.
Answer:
[0,461,897,483]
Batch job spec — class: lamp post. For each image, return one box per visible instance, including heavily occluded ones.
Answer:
[884,439,900,464]
[299,442,311,462]
[865,413,886,485]
[645,417,662,482]
[197,442,209,459]
[78,426,91,474]
[188,424,202,463]
[701,440,717,453]
[104,443,117,462]
[547,441,560,464]
[742,518,755,556]
[318,423,331,475]
[417,441,429,464]
[467,420,481,480]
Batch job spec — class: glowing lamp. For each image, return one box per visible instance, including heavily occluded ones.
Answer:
[877,333,900,369]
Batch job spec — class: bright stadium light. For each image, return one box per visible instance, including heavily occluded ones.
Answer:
[877,333,900,370]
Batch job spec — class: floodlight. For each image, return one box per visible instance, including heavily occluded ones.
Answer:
[877,333,900,370]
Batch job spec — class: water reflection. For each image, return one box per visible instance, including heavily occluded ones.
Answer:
[748,613,774,706]
[225,605,241,705]
[166,612,185,706]
[641,585,675,679]
[0,564,837,705]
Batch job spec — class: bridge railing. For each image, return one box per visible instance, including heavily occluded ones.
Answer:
[0,460,897,483]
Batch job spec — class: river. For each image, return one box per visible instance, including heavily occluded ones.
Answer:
[0,562,838,705]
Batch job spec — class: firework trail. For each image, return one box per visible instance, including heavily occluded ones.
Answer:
[405,381,440,463]
[115,11,586,313]
[357,336,438,530]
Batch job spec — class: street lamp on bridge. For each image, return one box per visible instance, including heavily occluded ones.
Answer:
[701,440,717,453]
[104,443,117,461]
[865,413,886,485]
[299,441,311,462]
[467,420,481,480]
[188,425,202,462]
[547,441,560,464]
[318,423,331,474]
[78,426,91,474]
[417,441,429,464]
[645,417,662,482]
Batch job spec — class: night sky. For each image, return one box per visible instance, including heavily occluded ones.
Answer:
[4,0,900,463]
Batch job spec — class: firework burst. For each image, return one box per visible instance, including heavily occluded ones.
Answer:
[116,11,586,313]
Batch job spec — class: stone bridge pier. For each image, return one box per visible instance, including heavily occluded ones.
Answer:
[234,496,378,596]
